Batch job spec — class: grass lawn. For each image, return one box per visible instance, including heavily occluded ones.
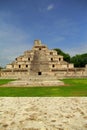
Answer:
[0,79,15,85]
[0,78,87,97]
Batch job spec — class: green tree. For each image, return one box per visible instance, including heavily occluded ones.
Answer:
[70,53,87,67]
[54,48,71,62]
[54,48,87,67]
[0,66,3,70]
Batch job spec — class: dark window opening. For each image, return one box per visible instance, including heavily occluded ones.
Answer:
[52,64,55,68]
[51,58,53,61]
[38,72,42,75]
[39,48,41,50]
[59,58,61,61]
[26,65,28,68]
[28,58,30,61]
[19,65,21,68]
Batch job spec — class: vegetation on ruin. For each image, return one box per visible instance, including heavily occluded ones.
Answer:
[0,78,87,97]
[0,66,3,70]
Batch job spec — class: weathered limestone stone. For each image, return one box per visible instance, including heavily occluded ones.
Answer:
[0,40,87,82]
[2,40,73,76]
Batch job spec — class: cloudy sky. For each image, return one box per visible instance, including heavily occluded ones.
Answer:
[0,0,87,66]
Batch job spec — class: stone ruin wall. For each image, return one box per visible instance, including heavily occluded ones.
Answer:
[0,66,87,79]
[0,40,87,79]
[55,67,87,79]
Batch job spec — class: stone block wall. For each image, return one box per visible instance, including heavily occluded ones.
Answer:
[0,40,87,79]
[0,66,87,79]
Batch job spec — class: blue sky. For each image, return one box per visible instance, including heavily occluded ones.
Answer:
[0,0,87,66]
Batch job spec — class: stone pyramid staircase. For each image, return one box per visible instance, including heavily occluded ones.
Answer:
[6,75,64,87]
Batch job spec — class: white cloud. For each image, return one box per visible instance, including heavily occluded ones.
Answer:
[47,4,54,11]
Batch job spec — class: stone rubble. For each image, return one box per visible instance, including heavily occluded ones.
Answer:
[0,97,87,130]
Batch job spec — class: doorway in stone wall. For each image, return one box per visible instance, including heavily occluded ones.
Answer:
[38,72,42,75]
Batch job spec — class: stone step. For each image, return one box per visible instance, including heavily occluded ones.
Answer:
[22,75,58,81]
[6,79,64,87]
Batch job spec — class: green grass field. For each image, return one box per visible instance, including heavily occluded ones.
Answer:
[0,78,87,97]
[0,79,15,85]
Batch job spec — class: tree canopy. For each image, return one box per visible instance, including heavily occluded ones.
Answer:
[54,48,71,63]
[0,66,3,70]
[70,53,87,67]
[54,48,87,67]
